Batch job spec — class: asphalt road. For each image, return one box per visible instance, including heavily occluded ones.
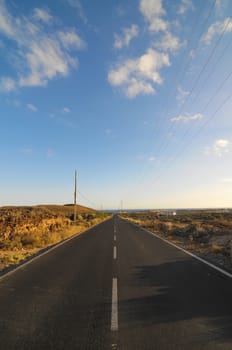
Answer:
[0,216,232,349]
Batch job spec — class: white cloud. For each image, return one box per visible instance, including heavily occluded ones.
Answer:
[114,24,139,49]
[47,149,54,158]
[215,0,223,9]
[0,77,16,92]
[205,139,231,157]
[33,8,53,24]
[178,0,194,15]
[176,85,190,102]
[171,113,203,122]
[18,38,75,87]
[127,79,154,98]
[63,107,71,113]
[12,99,21,107]
[139,0,168,32]
[108,48,170,98]
[153,31,182,52]
[0,1,86,90]
[20,147,33,154]
[214,139,231,156]
[65,0,88,24]
[148,156,156,161]
[215,0,229,16]
[0,0,14,36]
[202,18,232,45]
[58,30,86,50]
[189,49,195,59]
[27,103,37,112]
[115,5,126,17]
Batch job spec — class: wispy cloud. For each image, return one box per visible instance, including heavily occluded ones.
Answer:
[215,0,223,9]
[0,77,16,92]
[178,0,194,15]
[108,48,170,98]
[215,0,230,17]
[153,31,183,52]
[58,30,86,50]
[65,0,88,24]
[148,156,156,161]
[63,107,71,113]
[0,0,86,91]
[19,147,33,154]
[0,0,14,36]
[10,99,21,107]
[33,8,53,24]
[115,5,126,17]
[171,113,203,122]
[202,18,232,45]
[114,24,139,49]
[176,85,190,102]
[47,148,55,158]
[205,139,231,157]
[27,103,37,112]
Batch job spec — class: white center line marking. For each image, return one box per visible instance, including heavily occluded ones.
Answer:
[111,278,118,331]
[113,246,117,259]
[114,235,116,241]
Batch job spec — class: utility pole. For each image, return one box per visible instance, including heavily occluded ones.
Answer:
[74,170,77,222]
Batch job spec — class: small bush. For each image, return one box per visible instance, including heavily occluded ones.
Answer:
[211,244,224,254]
[21,236,37,246]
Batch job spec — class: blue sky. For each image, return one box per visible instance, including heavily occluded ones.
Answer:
[0,0,232,209]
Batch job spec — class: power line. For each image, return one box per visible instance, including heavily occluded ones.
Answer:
[151,90,232,186]
[152,0,217,144]
[190,33,232,107]
[138,16,232,186]
[133,0,218,187]
[78,190,98,208]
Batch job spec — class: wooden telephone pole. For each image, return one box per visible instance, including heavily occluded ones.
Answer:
[74,170,77,222]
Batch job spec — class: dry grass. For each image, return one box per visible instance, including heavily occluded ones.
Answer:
[0,205,110,272]
[211,244,224,254]
[121,210,232,271]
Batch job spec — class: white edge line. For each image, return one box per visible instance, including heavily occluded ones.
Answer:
[0,218,111,282]
[125,219,232,279]
[111,277,118,331]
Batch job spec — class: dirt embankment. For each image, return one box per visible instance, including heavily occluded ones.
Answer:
[122,210,232,272]
[0,205,109,272]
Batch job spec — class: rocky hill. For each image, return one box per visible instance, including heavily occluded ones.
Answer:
[0,205,107,272]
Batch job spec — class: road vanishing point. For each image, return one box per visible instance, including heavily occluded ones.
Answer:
[0,216,232,349]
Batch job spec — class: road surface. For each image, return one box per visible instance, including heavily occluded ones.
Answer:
[0,216,232,349]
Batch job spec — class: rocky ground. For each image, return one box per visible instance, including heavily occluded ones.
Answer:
[121,210,232,273]
[0,205,108,272]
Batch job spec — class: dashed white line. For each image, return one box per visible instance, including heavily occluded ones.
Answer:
[111,278,118,331]
[113,246,117,259]
[114,235,116,241]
